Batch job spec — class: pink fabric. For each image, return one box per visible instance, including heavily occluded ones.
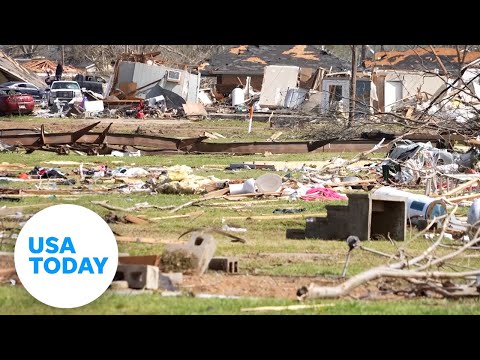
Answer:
[301,187,348,201]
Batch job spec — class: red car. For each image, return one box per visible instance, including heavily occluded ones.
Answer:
[0,91,35,115]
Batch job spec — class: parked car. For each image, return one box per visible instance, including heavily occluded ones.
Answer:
[0,90,35,115]
[47,81,83,106]
[74,74,106,95]
[0,81,46,103]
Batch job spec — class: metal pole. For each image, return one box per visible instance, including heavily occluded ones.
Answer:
[349,45,357,127]
[360,45,366,65]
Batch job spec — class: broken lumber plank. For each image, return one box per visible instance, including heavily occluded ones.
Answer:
[405,107,414,119]
[203,188,229,199]
[169,196,226,213]
[115,236,159,244]
[224,192,283,201]
[211,132,226,139]
[124,214,150,225]
[443,178,480,197]
[447,193,480,203]
[91,200,174,212]
[241,304,334,313]
[178,227,247,243]
[149,211,205,221]
[267,131,283,141]
[223,213,326,221]
[200,199,280,207]
[92,200,133,212]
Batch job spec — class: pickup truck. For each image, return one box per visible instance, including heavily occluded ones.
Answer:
[73,74,106,96]
[47,81,83,106]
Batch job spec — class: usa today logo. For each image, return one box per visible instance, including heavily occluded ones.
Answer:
[14,204,118,308]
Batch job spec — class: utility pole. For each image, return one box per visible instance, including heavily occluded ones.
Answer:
[360,45,366,65]
[349,45,357,127]
[61,45,65,65]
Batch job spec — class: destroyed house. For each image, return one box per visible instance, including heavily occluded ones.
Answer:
[107,52,200,107]
[0,51,45,89]
[202,45,350,95]
[364,47,480,112]
[22,59,81,79]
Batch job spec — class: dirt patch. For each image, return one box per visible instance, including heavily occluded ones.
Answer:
[181,273,394,300]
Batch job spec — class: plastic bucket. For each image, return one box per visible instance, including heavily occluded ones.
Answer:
[243,179,256,193]
[229,183,245,195]
[255,174,282,193]
[229,178,257,195]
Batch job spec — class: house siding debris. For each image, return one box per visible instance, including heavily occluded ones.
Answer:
[116,61,200,104]
[365,48,480,112]
[0,51,45,88]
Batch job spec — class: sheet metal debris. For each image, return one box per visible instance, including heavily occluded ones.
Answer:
[0,122,335,155]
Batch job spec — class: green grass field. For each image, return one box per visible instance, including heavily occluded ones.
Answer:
[0,117,479,314]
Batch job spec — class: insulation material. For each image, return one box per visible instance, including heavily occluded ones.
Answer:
[370,80,378,102]
[259,65,299,108]
[84,100,104,112]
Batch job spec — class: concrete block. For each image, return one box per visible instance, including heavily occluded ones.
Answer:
[371,199,406,240]
[161,272,183,286]
[115,264,159,290]
[186,233,217,274]
[110,280,129,290]
[162,232,216,275]
[286,228,306,239]
[301,193,406,241]
[208,257,238,273]
[159,272,183,291]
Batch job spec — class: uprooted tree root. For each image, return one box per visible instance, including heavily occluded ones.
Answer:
[297,206,480,300]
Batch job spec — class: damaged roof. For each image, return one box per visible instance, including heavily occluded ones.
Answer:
[364,47,480,72]
[23,59,81,74]
[203,45,350,75]
[0,51,45,88]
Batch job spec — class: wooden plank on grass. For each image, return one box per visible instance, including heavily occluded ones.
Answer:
[241,304,334,312]
[124,214,150,225]
[443,178,480,197]
[203,188,229,199]
[223,213,326,221]
[149,210,204,221]
[115,236,158,244]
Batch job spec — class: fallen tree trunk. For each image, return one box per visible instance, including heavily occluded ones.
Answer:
[303,268,480,299]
